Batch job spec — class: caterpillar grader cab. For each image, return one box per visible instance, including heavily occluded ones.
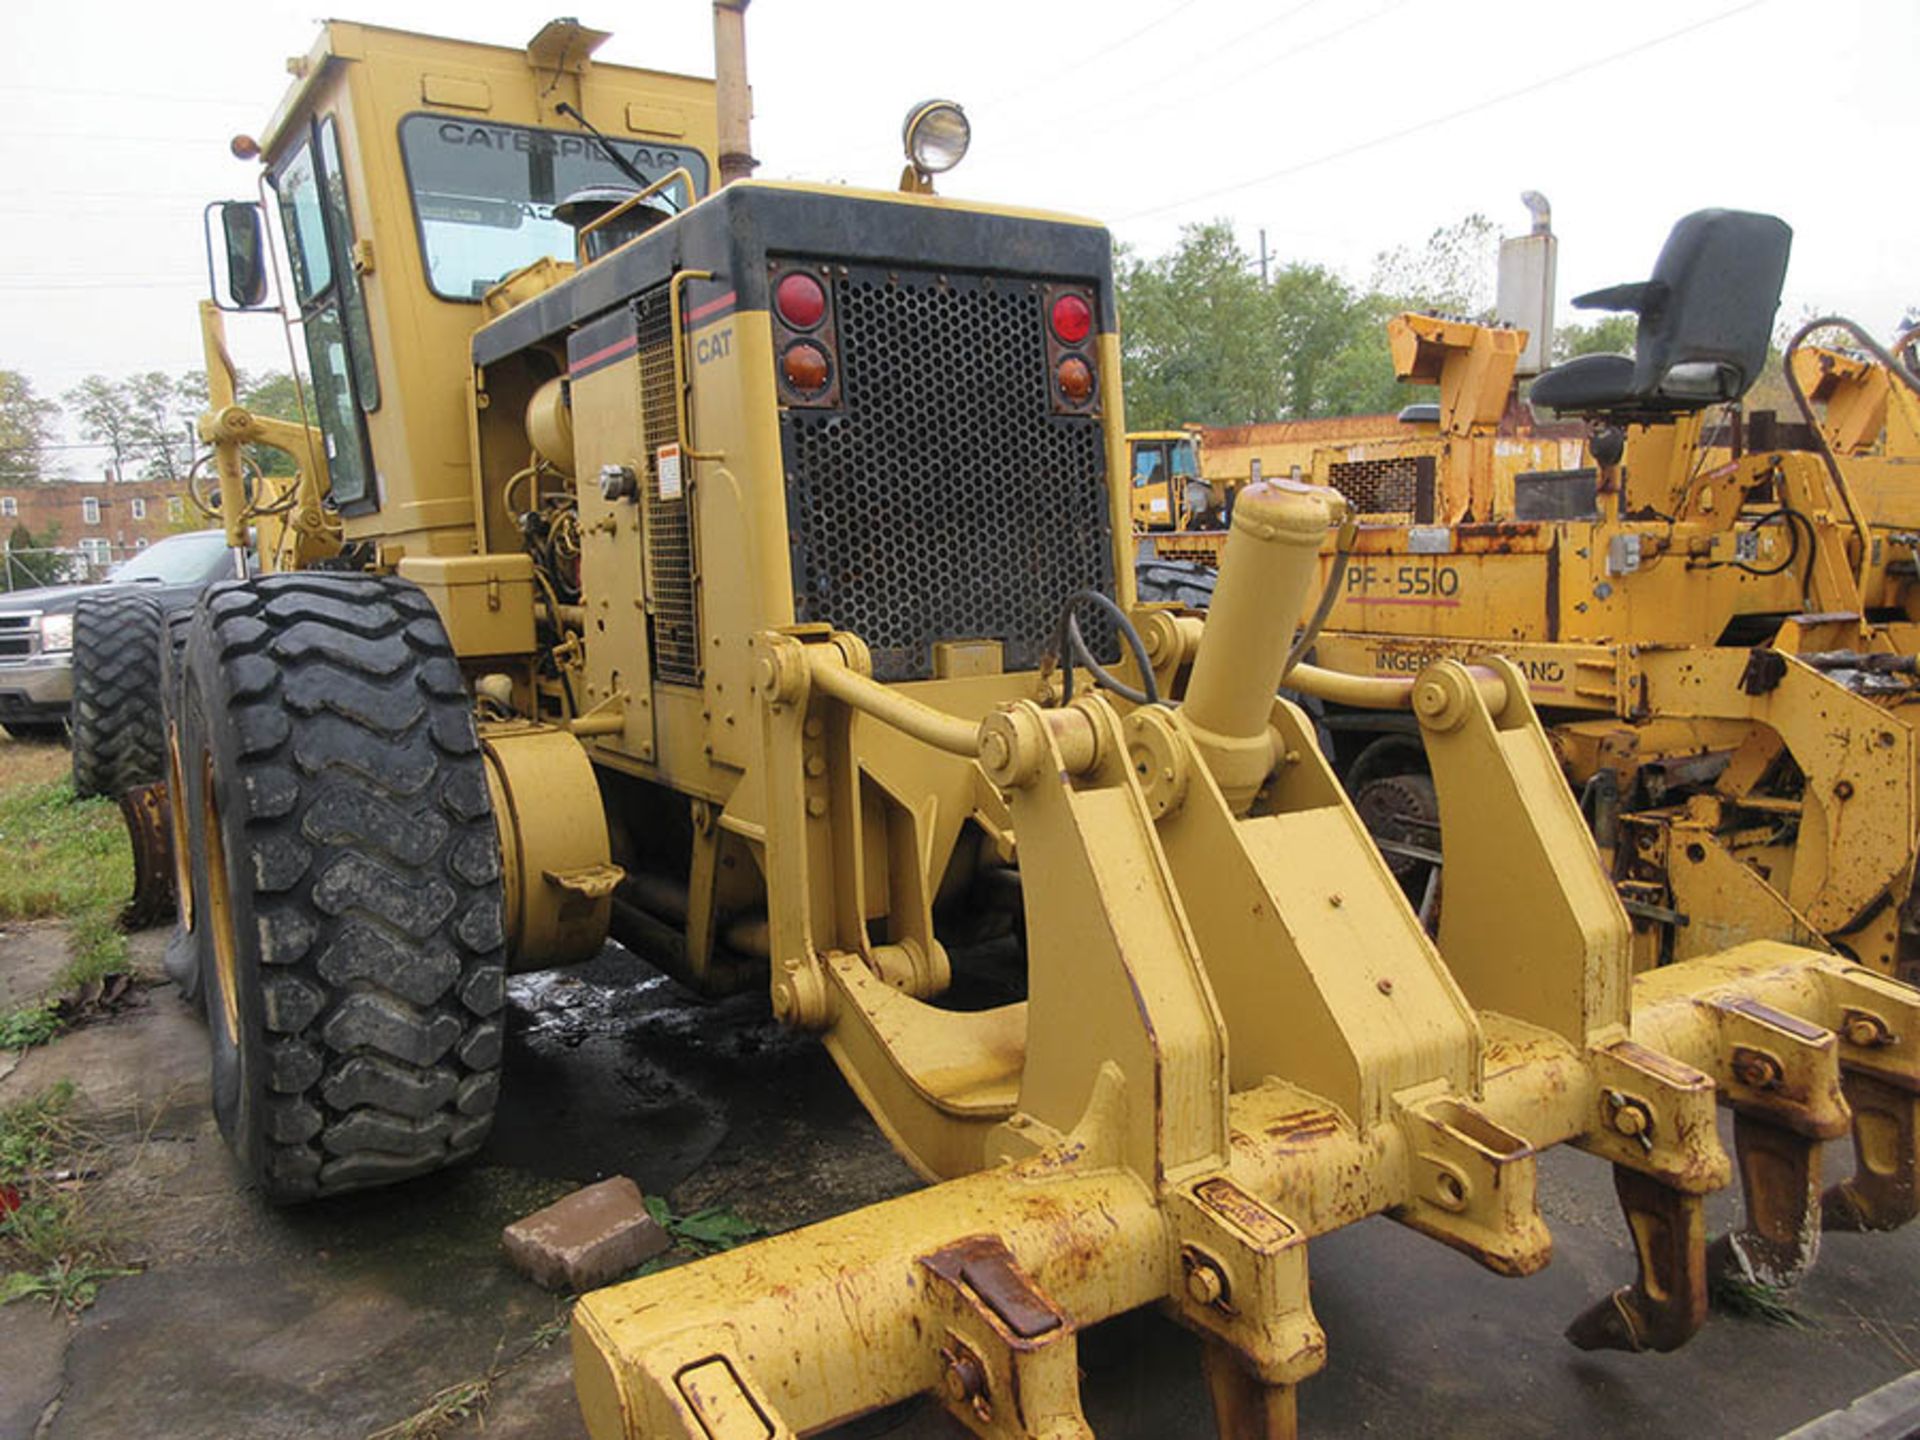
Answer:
[161,11,1920,1437]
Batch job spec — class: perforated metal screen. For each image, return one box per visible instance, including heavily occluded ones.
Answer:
[1325,456,1429,520]
[779,264,1115,682]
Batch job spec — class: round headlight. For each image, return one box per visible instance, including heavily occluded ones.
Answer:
[903,101,970,176]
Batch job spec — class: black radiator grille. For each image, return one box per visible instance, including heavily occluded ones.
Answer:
[0,613,36,664]
[779,264,1114,682]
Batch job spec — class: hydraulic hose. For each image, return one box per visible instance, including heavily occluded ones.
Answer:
[1285,514,1359,677]
[1783,316,1899,599]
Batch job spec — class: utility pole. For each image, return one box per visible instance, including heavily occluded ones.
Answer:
[1258,228,1269,286]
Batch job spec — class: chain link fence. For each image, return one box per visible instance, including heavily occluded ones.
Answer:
[1,543,139,592]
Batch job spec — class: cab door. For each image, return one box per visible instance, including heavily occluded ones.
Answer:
[1129,439,1172,530]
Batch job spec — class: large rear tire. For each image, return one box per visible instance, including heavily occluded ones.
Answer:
[71,590,166,797]
[181,574,506,1202]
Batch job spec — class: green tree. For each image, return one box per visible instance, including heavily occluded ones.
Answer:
[1115,216,1520,427]
[3,521,71,590]
[0,371,61,486]
[1369,214,1499,318]
[238,370,309,477]
[1116,222,1288,428]
[1117,222,1424,426]
[1552,314,1637,363]
[1308,291,1413,418]
[64,372,199,482]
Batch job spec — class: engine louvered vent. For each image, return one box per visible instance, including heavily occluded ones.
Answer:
[634,288,700,685]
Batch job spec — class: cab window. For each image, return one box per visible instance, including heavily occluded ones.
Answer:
[318,119,380,410]
[1169,440,1199,478]
[278,143,333,303]
[1132,442,1166,488]
[272,119,379,511]
[398,115,709,301]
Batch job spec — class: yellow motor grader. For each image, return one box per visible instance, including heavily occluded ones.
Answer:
[161,10,1920,1438]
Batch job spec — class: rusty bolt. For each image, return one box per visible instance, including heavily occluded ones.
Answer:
[806,795,828,818]
[1183,1251,1229,1309]
[1377,977,1395,996]
[1731,1047,1783,1090]
[942,1346,987,1406]
[1329,892,1344,908]
[1843,1011,1895,1048]
[1834,780,1856,801]
[1607,1092,1652,1141]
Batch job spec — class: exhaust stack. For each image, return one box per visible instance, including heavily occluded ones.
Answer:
[713,1,757,186]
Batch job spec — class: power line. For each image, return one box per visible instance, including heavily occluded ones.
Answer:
[981,0,1212,108]
[1037,0,1405,144]
[0,279,204,292]
[13,188,224,202]
[1117,0,1770,223]
[0,129,236,145]
[1135,0,1407,128]
[0,83,263,108]
[0,441,209,456]
[994,0,1345,143]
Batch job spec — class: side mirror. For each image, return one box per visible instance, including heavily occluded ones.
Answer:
[206,201,270,310]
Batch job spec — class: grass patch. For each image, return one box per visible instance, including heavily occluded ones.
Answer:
[0,775,133,928]
[0,775,135,1042]
[0,1082,134,1312]
[366,1310,572,1440]
[0,1004,62,1051]
[0,737,73,791]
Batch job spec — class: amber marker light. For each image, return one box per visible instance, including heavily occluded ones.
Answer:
[1057,356,1094,404]
[783,341,830,395]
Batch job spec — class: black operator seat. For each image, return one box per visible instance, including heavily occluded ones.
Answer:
[1530,209,1792,422]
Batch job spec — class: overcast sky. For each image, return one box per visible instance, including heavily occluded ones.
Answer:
[2,0,1914,465]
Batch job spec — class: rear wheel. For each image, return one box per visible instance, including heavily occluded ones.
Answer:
[181,573,505,1202]
[71,591,166,797]
[1352,770,1442,922]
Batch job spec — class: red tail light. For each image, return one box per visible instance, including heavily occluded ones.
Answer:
[775,272,826,329]
[1050,292,1092,345]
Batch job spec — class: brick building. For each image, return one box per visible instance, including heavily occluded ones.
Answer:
[0,477,197,579]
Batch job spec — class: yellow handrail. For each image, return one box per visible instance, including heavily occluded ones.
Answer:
[574,166,696,265]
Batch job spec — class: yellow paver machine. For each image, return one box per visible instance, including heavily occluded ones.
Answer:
[167,11,1920,1437]
[1238,218,1920,987]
